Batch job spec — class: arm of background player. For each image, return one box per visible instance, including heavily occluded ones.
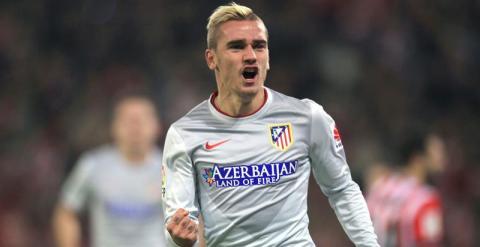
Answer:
[52,155,94,247]
[52,206,81,247]
[162,126,200,246]
[305,99,379,247]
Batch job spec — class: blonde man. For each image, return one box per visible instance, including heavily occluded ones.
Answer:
[162,3,379,247]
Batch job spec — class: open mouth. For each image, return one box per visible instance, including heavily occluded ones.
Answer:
[242,67,258,80]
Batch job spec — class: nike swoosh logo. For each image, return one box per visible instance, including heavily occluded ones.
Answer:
[205,139,230,150]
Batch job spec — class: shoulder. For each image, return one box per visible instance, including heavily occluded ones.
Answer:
[299,98,329,119]
[169,100,211,131]
[415,184,442,208]
[81,144,115,160]
[405,183,443,242]
[175,100,210,124]
[402,181,442,222]
[267,88,333,124]
[270,88,329,115]
[76,144,116,169]
[269,88,321,112]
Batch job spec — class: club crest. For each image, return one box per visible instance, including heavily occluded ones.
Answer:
[268,123,294,151]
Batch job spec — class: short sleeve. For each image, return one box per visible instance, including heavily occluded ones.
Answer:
[59,154,95,212]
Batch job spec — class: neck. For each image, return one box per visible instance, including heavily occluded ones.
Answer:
[404,160,426,183]
[118,145,149,165]
[213,89,266,117]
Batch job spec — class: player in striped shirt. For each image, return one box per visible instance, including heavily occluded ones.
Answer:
[367,131,446,246]
[162,3,378,247]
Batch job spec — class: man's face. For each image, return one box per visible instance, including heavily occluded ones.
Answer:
[206,20,269,98]
[112,99,159,154]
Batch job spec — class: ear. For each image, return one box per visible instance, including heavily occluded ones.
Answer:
[205,49,217,70]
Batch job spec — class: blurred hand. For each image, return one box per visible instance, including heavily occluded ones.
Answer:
[167,208,198,247]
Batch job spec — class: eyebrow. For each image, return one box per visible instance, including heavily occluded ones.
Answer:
[252,40,267,46]
[226,39,246,48]
[226,39,268,48]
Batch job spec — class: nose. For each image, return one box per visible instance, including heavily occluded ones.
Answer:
[243,45,257,64]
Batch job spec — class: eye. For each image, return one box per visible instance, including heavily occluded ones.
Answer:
[253,42,267,50]
[228,43,245,50]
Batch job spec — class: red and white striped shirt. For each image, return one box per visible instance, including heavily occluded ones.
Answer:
[367,173,443,247]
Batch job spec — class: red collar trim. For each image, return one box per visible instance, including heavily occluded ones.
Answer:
[210,89,268,118]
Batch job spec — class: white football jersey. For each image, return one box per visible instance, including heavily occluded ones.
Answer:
[162,87,378,247]
[61,145,166,247]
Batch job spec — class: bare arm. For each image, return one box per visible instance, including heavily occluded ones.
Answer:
[52,205,81,247]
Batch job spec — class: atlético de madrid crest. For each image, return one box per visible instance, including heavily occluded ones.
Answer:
[268,123,294,151]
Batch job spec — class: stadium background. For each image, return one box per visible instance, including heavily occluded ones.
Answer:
[0,0,478,246]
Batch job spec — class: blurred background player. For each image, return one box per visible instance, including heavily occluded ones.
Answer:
[367,128,447,246]
[52,94,166,247]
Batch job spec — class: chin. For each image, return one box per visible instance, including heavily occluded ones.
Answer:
[238,86,262,99]
[242,80,264,91]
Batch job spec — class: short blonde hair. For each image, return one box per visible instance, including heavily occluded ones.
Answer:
[206,2,267,49]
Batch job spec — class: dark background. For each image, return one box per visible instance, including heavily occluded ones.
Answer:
[0,0,478,246]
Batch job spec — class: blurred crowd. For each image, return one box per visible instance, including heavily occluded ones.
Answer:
[0,0,478,246]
